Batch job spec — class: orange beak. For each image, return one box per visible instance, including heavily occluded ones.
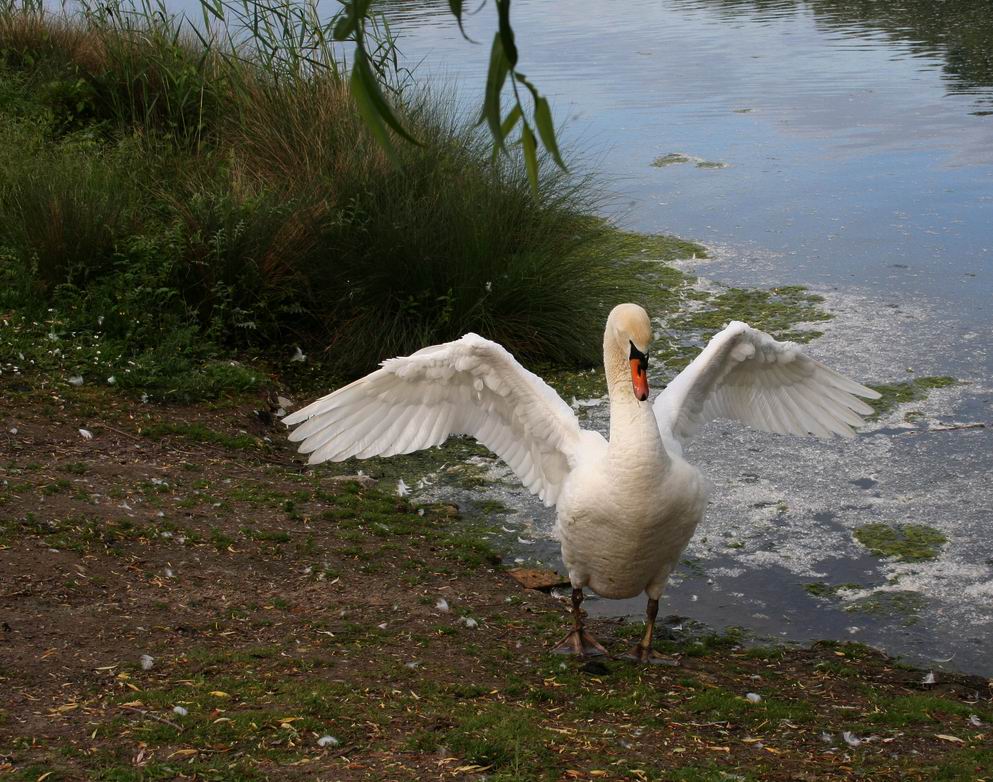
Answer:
[630,358,649,401]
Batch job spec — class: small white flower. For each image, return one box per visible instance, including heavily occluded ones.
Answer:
[164,568,175,578]
[139,654,154,671]
[141,393,149,403]
[78,428,93,440]
[68,376,84,386]
[459,617,478,629]
[745,692,762,703]
[485,281,492,292]
[317,735,339,747]
[377,622,388,630]
[842,731,861,747]
[173,705,188,716]
[97,315,105,326]
[922,671,936,685]
[969,714,983,727]
[435,597,449,612]
[107,376,116,385]
[820,732,834,744]
[396,479,410,497]
[9,427,16,435]
[290,346,306,363]
[405,660,420,669]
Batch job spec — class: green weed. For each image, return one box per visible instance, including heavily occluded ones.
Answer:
[853,522,947,562]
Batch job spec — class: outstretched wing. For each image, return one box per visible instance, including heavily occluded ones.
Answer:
[282,333,585,506]
[654,321,880,444]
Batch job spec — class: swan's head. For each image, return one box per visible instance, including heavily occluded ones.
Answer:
[607,303,652,401]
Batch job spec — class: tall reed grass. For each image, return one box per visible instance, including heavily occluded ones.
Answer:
[0,0,641,387]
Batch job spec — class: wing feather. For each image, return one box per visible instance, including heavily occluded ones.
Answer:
[655,321,879,444]
[283,333,585,506]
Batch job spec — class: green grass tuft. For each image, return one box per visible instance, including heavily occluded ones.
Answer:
[0,0,662,397]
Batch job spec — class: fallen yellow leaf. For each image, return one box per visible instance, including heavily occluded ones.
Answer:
[169,749,198,758]
[209,691,230,698]
[936,734,965,743]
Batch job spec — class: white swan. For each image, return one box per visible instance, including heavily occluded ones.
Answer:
[282,303,879,662]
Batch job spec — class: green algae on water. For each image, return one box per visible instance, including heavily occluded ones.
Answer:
[667,286,832,345]
[651,153,729,169]
[805,581,862,599]
[853,522,947,562]
[844,590,927,626]
[866,376,958,418]
[652,153,693,167]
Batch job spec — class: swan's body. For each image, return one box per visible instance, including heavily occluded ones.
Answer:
[283,304,879,660]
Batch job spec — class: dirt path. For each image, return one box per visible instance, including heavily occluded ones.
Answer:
[1,381,991,781]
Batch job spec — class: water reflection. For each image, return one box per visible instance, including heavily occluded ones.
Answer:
[687,0,993,111]
[378,0,993,115]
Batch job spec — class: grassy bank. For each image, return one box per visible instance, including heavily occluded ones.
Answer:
[2,381,992,781]
[0,0,649,400]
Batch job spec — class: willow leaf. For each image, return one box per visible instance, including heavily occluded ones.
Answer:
[522,123,538,193]
[496,0,518,66]
[534,97,565,168]
[350,61,396,161]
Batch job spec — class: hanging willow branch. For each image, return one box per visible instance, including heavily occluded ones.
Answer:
[333,0,565,192]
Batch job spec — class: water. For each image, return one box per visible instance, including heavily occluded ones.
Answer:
[364,0,993,675]
[375,0,991,318]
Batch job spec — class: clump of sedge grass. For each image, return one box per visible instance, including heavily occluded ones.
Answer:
[0,0,641,389]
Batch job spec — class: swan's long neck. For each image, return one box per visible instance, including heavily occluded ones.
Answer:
[603,330,670,472]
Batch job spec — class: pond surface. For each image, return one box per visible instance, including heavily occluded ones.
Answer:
[376,0,992,319]
[368,0,993,676]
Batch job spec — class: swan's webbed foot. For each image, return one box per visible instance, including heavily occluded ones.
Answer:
[552,587,608,658]
[552,627,608,657]
[617,596,676,666]
[618,643,677,666]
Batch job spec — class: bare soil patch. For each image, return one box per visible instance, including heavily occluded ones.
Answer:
[1,380,991,781]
